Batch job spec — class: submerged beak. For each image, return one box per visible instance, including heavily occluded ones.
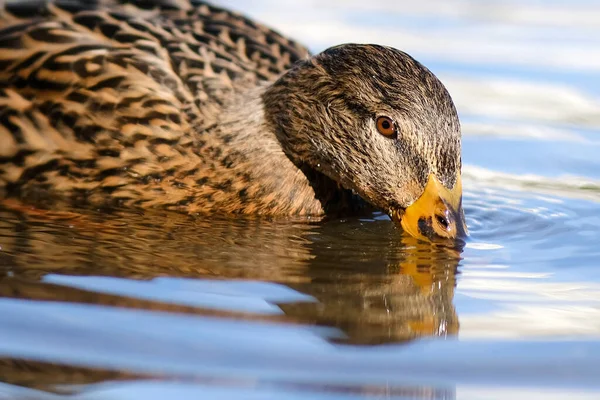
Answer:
[392,174,467,243]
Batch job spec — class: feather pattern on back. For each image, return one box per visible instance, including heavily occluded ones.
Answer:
[0,0,321,213]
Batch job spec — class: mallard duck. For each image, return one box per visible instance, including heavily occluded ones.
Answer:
[0,0,466,242]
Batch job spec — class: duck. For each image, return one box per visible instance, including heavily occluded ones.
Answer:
[0,0,467,243]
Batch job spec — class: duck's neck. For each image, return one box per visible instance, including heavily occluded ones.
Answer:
[198,83,365,216]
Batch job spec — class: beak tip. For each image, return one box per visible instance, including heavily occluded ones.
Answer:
[393,174,467,246]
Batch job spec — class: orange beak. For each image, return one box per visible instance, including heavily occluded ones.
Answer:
[392,174,467,243]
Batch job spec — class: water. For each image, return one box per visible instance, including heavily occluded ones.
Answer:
[1,0,600,399]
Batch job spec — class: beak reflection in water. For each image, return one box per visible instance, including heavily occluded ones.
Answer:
[392,174,468,244]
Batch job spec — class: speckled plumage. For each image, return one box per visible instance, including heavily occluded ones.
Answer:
[0,0,461,220]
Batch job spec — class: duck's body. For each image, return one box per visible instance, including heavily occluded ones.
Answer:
[0,0,467,242]
[0,0,332,214]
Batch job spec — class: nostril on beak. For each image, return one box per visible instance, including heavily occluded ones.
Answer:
[435,212,451,231]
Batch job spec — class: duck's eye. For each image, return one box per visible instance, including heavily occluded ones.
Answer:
[376,116,396,137]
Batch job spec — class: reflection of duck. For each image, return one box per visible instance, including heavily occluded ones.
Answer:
[0,358,146,396]
[0,1,466,242]
[0,204,460,345]
[279,236,460,345]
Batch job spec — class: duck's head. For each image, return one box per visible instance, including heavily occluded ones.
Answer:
[263,44,467,244]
